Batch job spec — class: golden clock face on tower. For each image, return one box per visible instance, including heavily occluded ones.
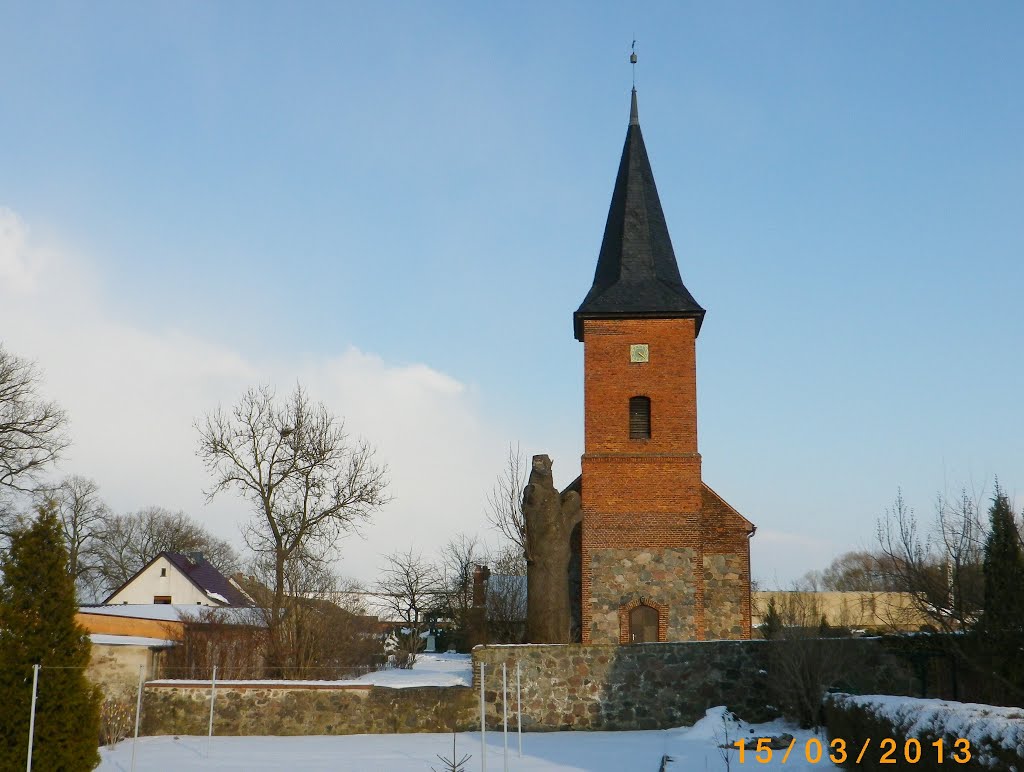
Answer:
[629,344,649,363]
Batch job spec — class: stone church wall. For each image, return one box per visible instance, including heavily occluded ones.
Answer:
[702,553,747,640]
[589,547,698,642]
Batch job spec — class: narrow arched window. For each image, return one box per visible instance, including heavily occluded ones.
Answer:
[629,396,651,439]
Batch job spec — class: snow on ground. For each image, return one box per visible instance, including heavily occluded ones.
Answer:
[353,652,473,687]
[98,708,840,771]
[147,652,474,689]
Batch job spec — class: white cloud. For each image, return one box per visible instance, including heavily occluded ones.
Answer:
[0,208,508,583]
[0,207,46,293]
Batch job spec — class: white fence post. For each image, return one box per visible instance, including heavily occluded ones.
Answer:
[26,664,40,772]
[206,665,218,757]
[130,663,144,772]
[502,663,509,772]
[516,661,522,758]
[479,662,486,772]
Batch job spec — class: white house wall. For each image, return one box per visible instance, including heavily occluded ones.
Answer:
[107,556,218,606]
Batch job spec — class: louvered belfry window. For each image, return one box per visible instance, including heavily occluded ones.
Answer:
[629,396,651,439]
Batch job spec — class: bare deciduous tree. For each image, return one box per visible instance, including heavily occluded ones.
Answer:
[375,548,441,666]
[876,487,985,632]
[93,506,240,596]
[798,550,903,593]
[196,384,389,667]
[489,540,527,577]
[485,546,527,644]
[44,475,110,596]
[437,533,486,648]
[763,590,858,728]
[0,344,68,497]
[239,555,383,678]
[484,444,528,561]
[161,606,268,680]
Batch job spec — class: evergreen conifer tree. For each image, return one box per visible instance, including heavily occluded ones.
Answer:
[979,485,1024,692]
[981,487,1024,632]
[0,501,101,771]
[760,597,783,640]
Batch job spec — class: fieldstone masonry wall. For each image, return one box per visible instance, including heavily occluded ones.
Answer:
[477,640,773,732]
[703,553,746,640]
[590,547,698,642]
[139,639,913,736]
[142,684,476,736]
[475,638,914,732]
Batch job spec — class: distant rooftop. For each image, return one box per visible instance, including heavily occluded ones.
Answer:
[102,550,253,607]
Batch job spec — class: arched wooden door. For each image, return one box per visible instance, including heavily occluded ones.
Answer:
[629,604,659,643]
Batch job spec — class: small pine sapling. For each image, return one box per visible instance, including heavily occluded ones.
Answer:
[431,728,471,772]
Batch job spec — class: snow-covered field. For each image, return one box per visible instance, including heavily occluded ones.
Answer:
[99,708,838,771]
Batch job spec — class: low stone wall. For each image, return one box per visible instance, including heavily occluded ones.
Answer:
[475,638,913,732]
[140,638,914,736]
[475,640,772,731]
[142,683,476,736]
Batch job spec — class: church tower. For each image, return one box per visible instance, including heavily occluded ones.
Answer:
[574,88,755,645]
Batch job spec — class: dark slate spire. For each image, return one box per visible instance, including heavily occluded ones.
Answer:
[574,88,705,341]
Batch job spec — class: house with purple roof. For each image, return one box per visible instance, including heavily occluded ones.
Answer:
[103,551,253,607]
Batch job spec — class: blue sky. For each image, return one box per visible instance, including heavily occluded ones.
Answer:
[1,3,1021,587]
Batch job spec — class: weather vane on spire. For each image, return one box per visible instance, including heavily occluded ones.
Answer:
[630,39,638,88]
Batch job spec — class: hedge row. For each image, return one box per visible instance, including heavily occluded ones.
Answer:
[823,693,1023,770]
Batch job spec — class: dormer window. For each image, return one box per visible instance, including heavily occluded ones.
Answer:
[629,396,651,439]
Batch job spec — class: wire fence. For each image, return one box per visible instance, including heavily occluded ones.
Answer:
[15,662,147,772]
[17,658,526,772]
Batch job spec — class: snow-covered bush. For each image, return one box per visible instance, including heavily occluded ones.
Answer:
[823,693,1023,770]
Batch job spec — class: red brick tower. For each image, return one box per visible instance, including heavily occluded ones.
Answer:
[574,89,755,645]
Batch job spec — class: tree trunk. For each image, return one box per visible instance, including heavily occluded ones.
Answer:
[523,455,581,643]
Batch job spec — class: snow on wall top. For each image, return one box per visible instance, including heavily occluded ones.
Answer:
[829,693,1024,762]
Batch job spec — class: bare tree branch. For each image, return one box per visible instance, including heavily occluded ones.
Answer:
[484,444,528,559]
[92,506,240,597]
[876,487,986,633]
[196,383,390,670]
[36,475,110,598]
[374,548,442,666]
[436,533,485,645]
[0,344,69,496]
